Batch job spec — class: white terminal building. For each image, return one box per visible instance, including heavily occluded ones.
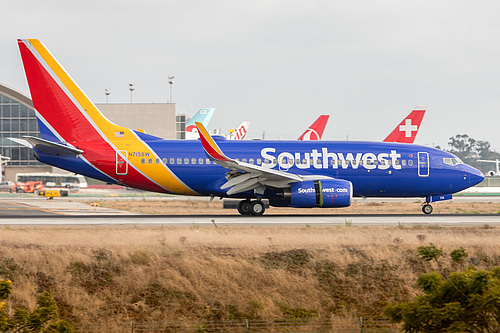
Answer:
[0,82,186,181]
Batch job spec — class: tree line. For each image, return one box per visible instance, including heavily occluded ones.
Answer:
[437,134,500,174]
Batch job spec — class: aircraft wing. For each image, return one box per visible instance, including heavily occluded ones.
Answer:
[196,122,333,196]
[9,136,84,156]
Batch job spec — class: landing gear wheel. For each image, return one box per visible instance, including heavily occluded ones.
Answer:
[249,201,265,216]
[237,200,251,216]
[422,204,433,215]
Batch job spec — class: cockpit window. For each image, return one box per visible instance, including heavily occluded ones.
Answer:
[443,157,464,166]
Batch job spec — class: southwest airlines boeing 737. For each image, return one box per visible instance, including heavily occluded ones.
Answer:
[16,39,484,215]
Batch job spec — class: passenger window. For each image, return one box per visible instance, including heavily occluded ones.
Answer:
[242,158,247,163]
[170,158,174,164]
[206,159,210,164]
[162,158,168,164]
[184,158,189,164]
[249,158,254,164]
[199,158,204,164]
[156,158,160,164]
[408,160,413,166]
[402,160,407,166]
[141,158,145,164]
[257,158,262,164]
[148,158,153,164]
[191,158,196,164]
[177,158,182,164]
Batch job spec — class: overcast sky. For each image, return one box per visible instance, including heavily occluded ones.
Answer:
[2,0,499,150]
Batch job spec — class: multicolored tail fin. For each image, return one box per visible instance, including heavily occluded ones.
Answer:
[297,115,329,141]
[17,39,196,195]
[18,39,119,144]
[185,108,215,140]
[383,107,426,143]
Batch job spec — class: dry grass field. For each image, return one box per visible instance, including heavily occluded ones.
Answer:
[0,223,499,327]
[97,197,500,215]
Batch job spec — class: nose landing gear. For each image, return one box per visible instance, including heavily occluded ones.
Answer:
[422,203,433,214]
[237,199,265,216]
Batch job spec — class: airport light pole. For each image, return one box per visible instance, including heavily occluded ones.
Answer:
[168,76,175,103]
[105,88,110,104]
[0,155,11,181]
[129,83,135,103]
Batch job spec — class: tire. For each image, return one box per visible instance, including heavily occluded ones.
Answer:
[422,204,433,215]
[237,200,251,215]
[250,201,265,216]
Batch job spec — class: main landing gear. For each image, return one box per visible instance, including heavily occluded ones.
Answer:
[237,199,265,216]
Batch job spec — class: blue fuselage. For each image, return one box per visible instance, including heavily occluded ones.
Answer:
[38,135,484,200]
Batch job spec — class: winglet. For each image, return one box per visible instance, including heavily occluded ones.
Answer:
[195,122,232,162]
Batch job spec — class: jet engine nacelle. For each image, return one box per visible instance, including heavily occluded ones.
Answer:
[283,179,352,208]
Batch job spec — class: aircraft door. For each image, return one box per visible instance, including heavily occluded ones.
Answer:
[418,152,429,177]
[116,150,128,175]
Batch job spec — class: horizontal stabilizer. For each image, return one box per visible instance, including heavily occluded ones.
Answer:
[11,136,84,156]
[8,137,33,148]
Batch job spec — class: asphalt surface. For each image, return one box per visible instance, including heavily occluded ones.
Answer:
[1,198,500,227]
[0,200,60,216]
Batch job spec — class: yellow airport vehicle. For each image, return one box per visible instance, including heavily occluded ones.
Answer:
[38,189,69,199]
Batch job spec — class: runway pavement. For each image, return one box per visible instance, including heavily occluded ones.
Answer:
[0,198,500,227]
[0,197,136,216]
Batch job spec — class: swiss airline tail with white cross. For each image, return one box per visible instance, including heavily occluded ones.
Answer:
[384,107,426,143]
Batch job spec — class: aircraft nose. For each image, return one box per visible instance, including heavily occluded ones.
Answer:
[467,166,484,187]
